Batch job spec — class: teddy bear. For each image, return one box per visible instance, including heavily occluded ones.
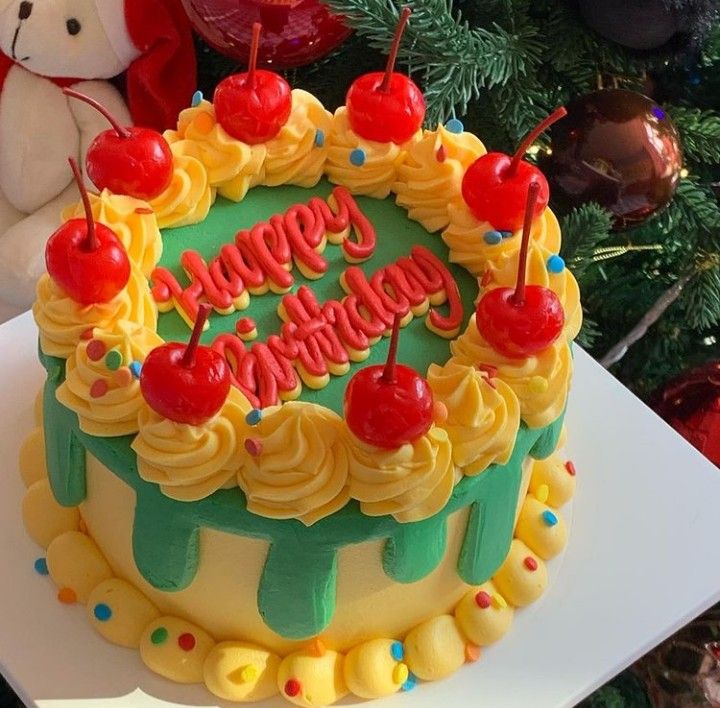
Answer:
[0,0,196,320]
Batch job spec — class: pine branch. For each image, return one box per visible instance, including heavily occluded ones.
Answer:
[670,105,720,163]
[558,203,614,278]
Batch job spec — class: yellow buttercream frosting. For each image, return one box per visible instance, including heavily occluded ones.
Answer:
[56,320,164,437]
[451,315,572,428]
[428,360,520,476]
[132,387,251,502]
[325,106,420,198]
[347,427,455,523]
[237,402,350,525]
[33,265,157,359]
[394,125,486,232]
[442,205,562,277]
[263,89,332,188]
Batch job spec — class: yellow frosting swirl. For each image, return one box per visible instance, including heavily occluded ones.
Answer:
[237,402,350,525]
[325,106,420,198]
[485,246,582,341]
[56,320,163,436]
[394,125,486,232]
[428,360,520,476]
[450,316,572,428]
[442,205,562,277]
[61,191,161,277]
[263,89,332,188]
[132,387,251,502]
[347,427,455,523]
[33,265,157,359]
[164,100,267,202]
[148,145,213,229]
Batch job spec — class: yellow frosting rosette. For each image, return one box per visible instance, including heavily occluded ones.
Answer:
[132,387,251,502]
[61,191,161,277]
[262,89,332,188]
[428,360,520,476]
[347,427,455,523]
[164,99,267,202]
[33,265,157,359]
[394,125,486,232]
[450,315,572,428]
[325,106,420,199]
[237,402,350,525]
[442,205,562,277]
[56,320,164,436]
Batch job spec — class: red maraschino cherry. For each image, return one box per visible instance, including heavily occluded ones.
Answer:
[344,313,434,449]
[63,88,173,201]
[45,158,130,304]
[475,181,565,358]
[462,107,567,232]
[140,304,231,426]
[346,7,425,144]
[214,22,292,144]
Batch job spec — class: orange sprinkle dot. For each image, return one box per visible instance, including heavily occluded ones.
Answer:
[134,207,154,215]
[465,644,481,662]
[308,638,326,657]
[58,587,77,604]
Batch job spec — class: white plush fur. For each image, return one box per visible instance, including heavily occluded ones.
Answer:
[0,0,137,312]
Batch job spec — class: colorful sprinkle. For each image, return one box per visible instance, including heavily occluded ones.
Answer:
[129,361,142,379]
[239,665,258,683]
[393,663,409,684]
[58,587,77,604]
[314,128,325,147]
[191,90,203,107]
[134,207,154,215]
[284,678,301,697]
[652,106,666,120]
[349,148,366,167]
[246,409,262,426]
[80,328,94,340]
[491,593,507,610]
[436,145,447,162]
[309,638,326,657]
[245,438,263,456]
[475,591,492,609]
[565,460,576,476]
[547,254,565,273]
[445,118,464,134]
[480,270,493,287]
[105,349,123,371]
[524,556,538,572]
[90,380,109,399]
[390,641,404,661]
[151,627,168,645]
[34,558,48,575]
[113,368,133,387]
[501,231,513,239]
[86,340,107,361]
[477,363,498,378]
[93,603,112,622]
[536,484,549,504]
[401,673,418,692]
[465,644,481,662]
[542,510,558,526]
[178,633,196,652]
[483,230,503,245]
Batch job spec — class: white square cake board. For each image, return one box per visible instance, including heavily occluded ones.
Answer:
[1,311,720,708]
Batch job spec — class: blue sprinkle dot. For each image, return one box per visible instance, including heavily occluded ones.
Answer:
[390,641,404,661]
[500,230,513,239]
[483,230,503,245]
[191,90,203,107]
[402,673,418,692]
[246,409,262,426]
[129,361,142,379]
[445,118,464,134]
[349,148,366,167]
[93,603,112,622]
[542,510,558,526]
[314,129,325,148]
[34,558,48,576]
[651,105,666,120]
[547,254,565,273]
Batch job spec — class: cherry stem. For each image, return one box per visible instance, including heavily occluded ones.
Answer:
[247,22,262,89]
[68,157,98,252]
[182,303,212,368]
[63,88,131,139]
[508,106,567,176]
[380,6,412,93]
[382,313,403,384]
[512,181,541,307]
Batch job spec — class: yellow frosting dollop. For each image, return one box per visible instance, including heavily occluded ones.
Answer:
[33,265,157,359]
[263,89,332,188]
[394,125,486,232]
[325,106,420,198]
[442,205,562,277]
[514,495,568,560]
[529,453,576,508]
[343,639,407,699]
[451,316,572,428]
[428,360,520,476]
[404,615,468,681]
[277,648,348,708]
[347,427,455,523]
[204,641,281,702]
[492,539,548,607]
[61,191,161,277]
[237,402,350,526]
[132,387,251,502]
[454,581,514,646]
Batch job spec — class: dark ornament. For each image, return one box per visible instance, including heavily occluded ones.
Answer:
[541,89,683,230]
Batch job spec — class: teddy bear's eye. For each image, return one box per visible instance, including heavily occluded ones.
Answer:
[66,18,81,36]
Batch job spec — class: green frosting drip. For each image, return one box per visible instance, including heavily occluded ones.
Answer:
[383,515,448,583]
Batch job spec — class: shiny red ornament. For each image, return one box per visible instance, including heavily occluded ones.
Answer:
[214,22,292,144]
[462,107,567,232]
[346,7,425,144]
[344,313,434,449]
[45,159,130,305]
[140,304,231,426]
[181,0,351,69]
[64,89,173,201]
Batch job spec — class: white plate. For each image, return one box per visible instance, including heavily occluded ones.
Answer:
[1,311,720,708]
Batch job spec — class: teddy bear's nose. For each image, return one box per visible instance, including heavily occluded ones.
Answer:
[18,1,32,20]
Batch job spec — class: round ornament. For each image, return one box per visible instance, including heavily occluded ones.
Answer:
[541,89,683,230]
[180,0,352,69]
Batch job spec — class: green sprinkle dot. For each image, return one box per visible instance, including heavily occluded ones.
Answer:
[151,627,168,645]
[105,350,123,371]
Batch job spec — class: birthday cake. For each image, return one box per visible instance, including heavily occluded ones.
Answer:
[20,16,580,707]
